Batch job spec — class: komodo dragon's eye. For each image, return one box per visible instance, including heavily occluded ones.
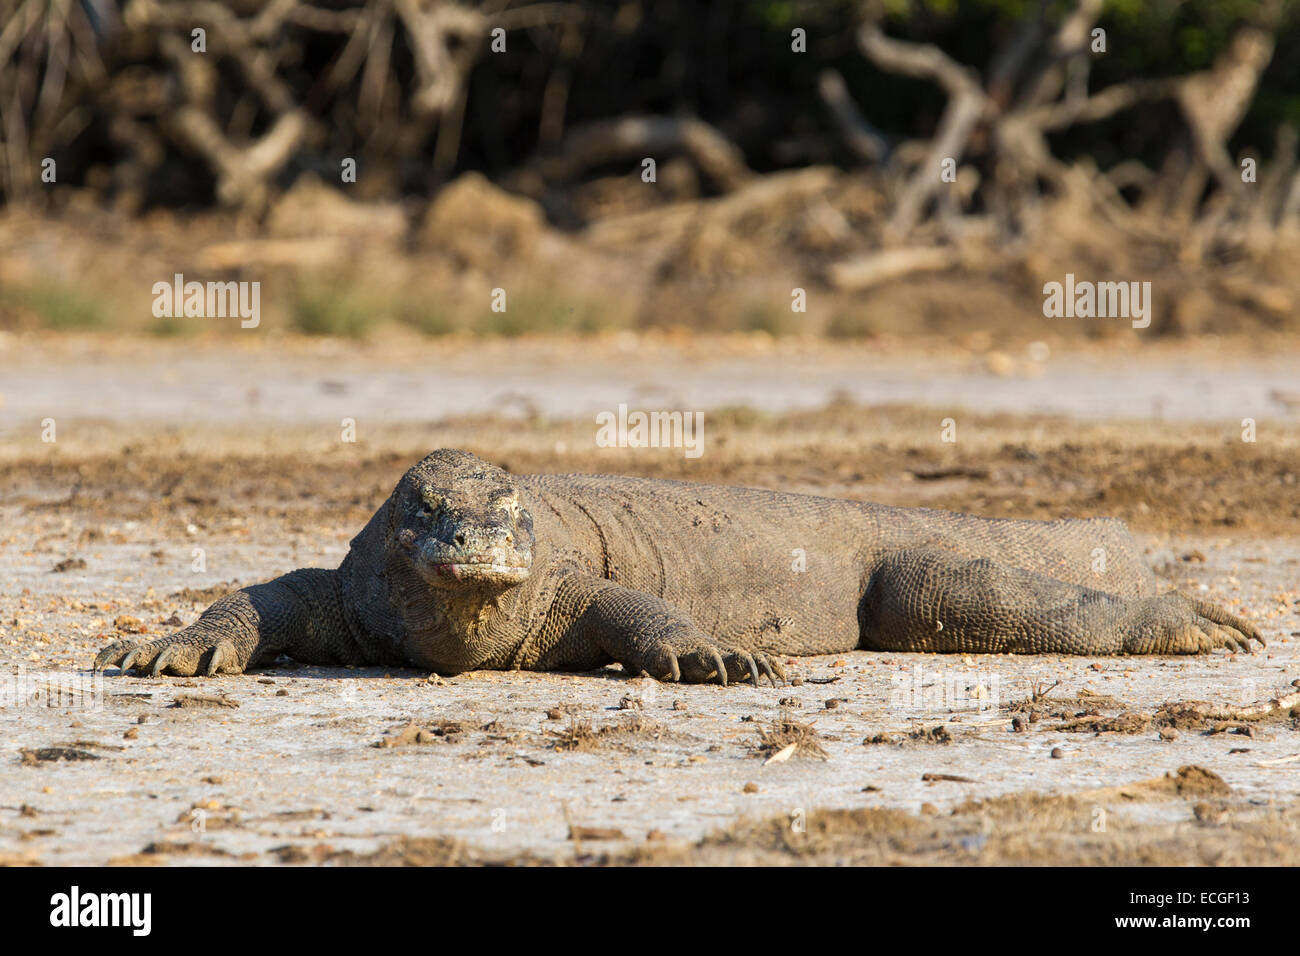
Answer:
[419,497,441,518]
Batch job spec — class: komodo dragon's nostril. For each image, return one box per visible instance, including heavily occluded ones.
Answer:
[454,533,466,546]
[504,533,514,545]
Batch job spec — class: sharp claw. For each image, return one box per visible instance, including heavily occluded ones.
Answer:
[119,648,143,674]
[94,642,131,673]
[151,646,179,677]
[667,651,681,683]
[744,656,761,688]
[709,651,727,686]
[206,641,236,677]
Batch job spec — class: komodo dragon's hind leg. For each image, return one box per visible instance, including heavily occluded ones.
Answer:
[538,572,786,686]
[860,547,1264,655]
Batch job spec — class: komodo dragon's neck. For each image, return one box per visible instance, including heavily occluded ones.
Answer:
[377,549,526,670]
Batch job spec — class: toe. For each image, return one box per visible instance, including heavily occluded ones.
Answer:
[707,649,728,686]
[665,650,681,683]
[1226,627,1255,654]
[1193,599,1265,649]
[151,645,182,677]
[205,640,239,677]
[119,646,147,675]
[154,644,201,676]
[93,641,135,673]
[647,646,680,682]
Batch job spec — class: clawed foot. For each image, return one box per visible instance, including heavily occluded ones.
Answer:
[93,632,243,677]
[1124,593,1265,655]
[629,633,786,687]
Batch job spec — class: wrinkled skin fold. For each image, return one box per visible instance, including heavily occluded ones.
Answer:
[95,448,1265,687]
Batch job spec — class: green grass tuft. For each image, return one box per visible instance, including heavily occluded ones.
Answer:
[288,287,375,338]
[0,280,107,330]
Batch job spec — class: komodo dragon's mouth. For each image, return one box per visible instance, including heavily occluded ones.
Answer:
[432,560,530,582]
[396,525,532,585]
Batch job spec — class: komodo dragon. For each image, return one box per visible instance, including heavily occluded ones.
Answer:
[94,448,1263,686]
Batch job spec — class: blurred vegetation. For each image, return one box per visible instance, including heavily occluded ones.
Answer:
[0,281,108,331]
[1,0,1294,209]
[2,1,1298,342]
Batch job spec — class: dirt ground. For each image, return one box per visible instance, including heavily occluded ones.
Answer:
[1,337,1298,866]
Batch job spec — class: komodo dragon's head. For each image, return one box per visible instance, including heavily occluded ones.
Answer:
[389,448,535,589]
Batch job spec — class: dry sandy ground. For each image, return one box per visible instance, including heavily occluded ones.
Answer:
[1,337,1298,866]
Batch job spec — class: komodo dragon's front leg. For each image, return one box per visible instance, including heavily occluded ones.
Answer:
[93,569,366,676]
[862,547,1264,655]
[535,572,786,686]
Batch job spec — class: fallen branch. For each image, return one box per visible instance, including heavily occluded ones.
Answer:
[826,246,957,292]
[858,23,992,237]
[531,114,753,191]
[818,69,888,163]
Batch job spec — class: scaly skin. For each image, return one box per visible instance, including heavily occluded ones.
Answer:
[94,449,1265,686]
